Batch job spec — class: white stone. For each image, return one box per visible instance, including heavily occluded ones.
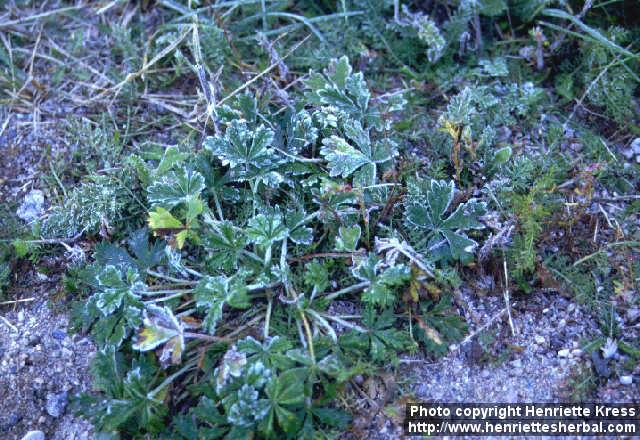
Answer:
[21,431,45,440]
[16,190,45,223]
[534,335,545,345]
[558,349,570,358]
[620,375,633,385]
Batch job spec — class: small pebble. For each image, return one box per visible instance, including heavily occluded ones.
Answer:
[619,375,633,385]
[571,349,583,357]
[51,329,66,340]
[45,392,68,418]
[534,335,545,345]
[558,349,570,358]
[21,431,45,440]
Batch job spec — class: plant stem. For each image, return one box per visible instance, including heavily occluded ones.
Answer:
[148,361,196,401]
[323,281,370,301]
[264,294,273,339]
[147,270,197,285]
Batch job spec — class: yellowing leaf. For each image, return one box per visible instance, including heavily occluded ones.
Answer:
[148,207,183,230]
[415,316,443,345]
[175,230,189,249]
[132,305,185,368]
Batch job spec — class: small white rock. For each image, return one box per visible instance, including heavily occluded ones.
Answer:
[558,349,570,358]
[21,431,45,440]
[16,190,45,223]
[571,349,583,358]
[534,335,545,345]
[620,375,633,385]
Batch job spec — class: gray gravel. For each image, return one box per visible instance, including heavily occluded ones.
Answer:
[354,290,639,439]
[0,299,94,440]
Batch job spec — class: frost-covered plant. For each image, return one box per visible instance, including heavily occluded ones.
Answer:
[42,175,134,238]
[405,179,487,262]
[72,58,481,438]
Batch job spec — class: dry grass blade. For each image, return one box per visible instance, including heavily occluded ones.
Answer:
[89,25,193,102]
[0,5,85,29]
[217,34,311,106]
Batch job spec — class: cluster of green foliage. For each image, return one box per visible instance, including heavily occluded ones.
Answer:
[68,57,475,438]
[7,0,635,435]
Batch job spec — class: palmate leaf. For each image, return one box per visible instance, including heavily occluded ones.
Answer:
[405,179,486,261]
[237,335,293,369]
[78,353,167,435]
[86,265,145,348]
[335,225,361,252]
[283,109,318,155]
[284,208,313,246]
[194,275,249,334]
[416,294,468,356]
[133,305,186,368]
[262,367,309,434]
[147,167,205,222]
[340,307,412,362]
[204,120,277,182]
[246,211,288,248]
[305,56,375,127]
[203,219,247,269]
[95,265,145,316]
[147,207,191,249]
[127,227,165,270]
[320,121,395,186]
[351,253,411,307]
[94,228,164,273]
[304,261,329,295]
[320,136,369,179]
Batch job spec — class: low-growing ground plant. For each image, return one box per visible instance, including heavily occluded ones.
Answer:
[3,0,638,436]
[68,57,481,438]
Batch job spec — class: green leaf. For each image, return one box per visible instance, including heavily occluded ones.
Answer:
[352,254,410,307]
[246,212,288,248]
[405,179,486,261]
[416,294,468,356]
[304,261,329,295]
[340,307,411,363]
[155,146,189,176]
[204,120,276,181]
[320,121,395,186]
[284,208,314,246]
[320,136,369,178]
[335,225,361,252]
[95,266,145,316]
[267,367,308,405]
[90,345,124,397]
[147,167,205,218]
[194,275,248,334]
[305,56,378,127]
[127,228,164,270]
[203,220,247,270]
[492,146,512,166]
[312,407,352,429]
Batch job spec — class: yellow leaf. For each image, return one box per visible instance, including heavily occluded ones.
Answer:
[175,230,189,249]
[148,207,183,230]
